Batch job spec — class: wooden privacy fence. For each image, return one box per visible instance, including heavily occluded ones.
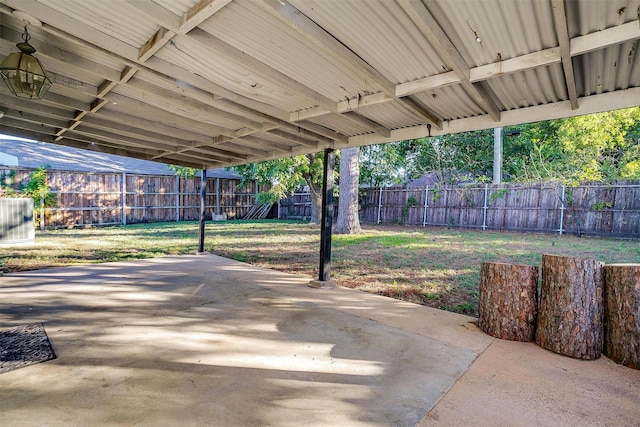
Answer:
[2,169,265,229]
[280,182,640,238]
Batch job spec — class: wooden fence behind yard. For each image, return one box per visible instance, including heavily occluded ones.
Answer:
[279,182,640,238]
[3,167,639,238]
[1,169,265,229]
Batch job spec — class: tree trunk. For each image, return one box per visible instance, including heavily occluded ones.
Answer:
[334,147,362,234]
[307,178,322,225]
[535,254,604,360]
[303,153,323,225]
[478,262,538,341]
[604,264,640,369]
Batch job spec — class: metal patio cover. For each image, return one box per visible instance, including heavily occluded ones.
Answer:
[0,0,639,169]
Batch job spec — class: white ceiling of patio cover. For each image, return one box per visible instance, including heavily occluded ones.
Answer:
[0,0,638,169]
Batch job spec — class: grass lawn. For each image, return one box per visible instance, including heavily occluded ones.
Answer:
[1,220,638,316]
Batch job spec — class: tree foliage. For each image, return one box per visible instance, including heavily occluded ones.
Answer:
[168,165,199,178]
[234,153,326,223]
[360,107,640,185]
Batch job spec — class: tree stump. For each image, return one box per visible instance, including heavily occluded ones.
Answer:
[604,264,640,369]
[535,254,604,360]
[478,262,539,341]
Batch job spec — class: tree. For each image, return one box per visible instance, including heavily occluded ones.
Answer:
[334,146,362,234]
[508,107,640,183]
[363,107,640,185]
[234,153,325,224]
[359,142,410,186]
[168,165,199,178]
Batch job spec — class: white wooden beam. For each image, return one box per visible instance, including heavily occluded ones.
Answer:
[217,99,341,145]
[552,0,578,110]
[347,87,640,148]
[571,20,640,56]
[178,0,233,33]
[396,71,460,97]
[139,26,175,62]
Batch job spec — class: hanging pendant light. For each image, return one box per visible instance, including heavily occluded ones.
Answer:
[0,25,52,100]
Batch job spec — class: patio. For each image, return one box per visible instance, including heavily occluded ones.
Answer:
[1,254,638,426]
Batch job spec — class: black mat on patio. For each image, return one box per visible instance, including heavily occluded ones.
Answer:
[0,323,56,374]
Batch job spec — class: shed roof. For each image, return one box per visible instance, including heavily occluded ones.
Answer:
[0,137,240,177]
[0,0,638,169]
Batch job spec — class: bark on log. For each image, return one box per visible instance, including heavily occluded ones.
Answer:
[604,264,640,369]
[478,262,539,341]
[535,254,604,360]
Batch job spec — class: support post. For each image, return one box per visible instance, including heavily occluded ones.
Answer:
[422,185,429,226]
[175,175,179,222]
[315,148,335,285]
[215,177,220,215]
[493,127,503,184]
[377,187,383,224]
[122,172,127,225]
[558,184,566,235]
[482,183,489,230]
[198,169,207,253]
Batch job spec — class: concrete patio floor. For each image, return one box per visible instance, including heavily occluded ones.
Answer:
[1,254,638,426]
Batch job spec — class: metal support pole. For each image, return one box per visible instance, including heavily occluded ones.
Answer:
[175,175,179,222]
[422,185,429,226]
[215,177,220,215]
[377,187,383,224]
[198,169,207,253]
[122,172,127,225]
[482,183,488,230]
[558,184,566,235]
[493,127,503,184]
[318,148,335,282]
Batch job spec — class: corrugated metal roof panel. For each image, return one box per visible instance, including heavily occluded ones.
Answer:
[200,1,388,102]
[356,100,429,130]
[151,0,198,17]
[485,64,568,110]
[432,0,558,68]
[1,0,638,168]
[154,36,315,113]
[412,85,486,121]
[568,0,638,37]
[40,0,159,48]
[289,0,446,84]
[307,114,374,137]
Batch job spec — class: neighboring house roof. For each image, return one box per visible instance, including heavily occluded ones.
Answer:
[0,137,241,179]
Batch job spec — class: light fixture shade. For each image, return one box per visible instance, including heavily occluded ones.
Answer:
[0,42,52,100]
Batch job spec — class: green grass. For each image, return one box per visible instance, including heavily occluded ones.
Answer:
[1,220,638,316]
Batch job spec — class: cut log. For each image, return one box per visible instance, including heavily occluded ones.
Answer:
[478,262,539,341]
[604,264,640,369]
[535,254,604,360]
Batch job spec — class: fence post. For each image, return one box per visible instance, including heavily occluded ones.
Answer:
[175,176,179,222]
[423,185,429,226]
[482,183,489,230]
[558,184,566,235]
[121,172,127,225]
[377,187,383,224]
